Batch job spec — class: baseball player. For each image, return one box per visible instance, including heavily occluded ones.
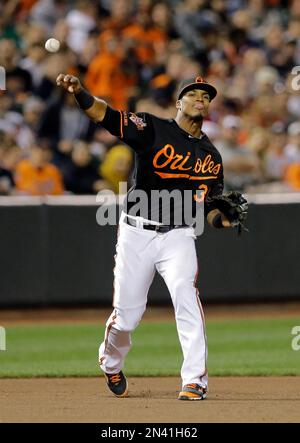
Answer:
[56,74,247,401]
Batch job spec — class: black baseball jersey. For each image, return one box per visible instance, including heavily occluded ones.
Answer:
[101,107,224,224]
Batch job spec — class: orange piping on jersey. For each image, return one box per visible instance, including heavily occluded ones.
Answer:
[99,311,117,367]
[194,265,208,381]
[155,172,191,179]
[189,176,218,180]
[154,171,218,180]
[196,295,208,381]
[119,110,123,138]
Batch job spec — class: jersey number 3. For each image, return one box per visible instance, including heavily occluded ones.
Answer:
[194,184,208,203]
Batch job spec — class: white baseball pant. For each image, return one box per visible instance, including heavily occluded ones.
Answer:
[98,213,208,389]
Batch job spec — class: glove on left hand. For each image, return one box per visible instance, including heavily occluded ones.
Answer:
[207,191,249,235]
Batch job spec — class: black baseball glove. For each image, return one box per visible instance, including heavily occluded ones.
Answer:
[207,191,249,235]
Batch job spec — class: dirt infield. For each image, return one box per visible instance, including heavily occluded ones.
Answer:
[1,301,300,326]
[1,376,300,423]
[1,304,300,423]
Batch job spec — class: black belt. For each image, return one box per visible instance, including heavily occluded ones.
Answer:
[124,216,186,233]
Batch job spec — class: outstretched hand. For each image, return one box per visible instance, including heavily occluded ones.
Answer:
[56,74,82,94]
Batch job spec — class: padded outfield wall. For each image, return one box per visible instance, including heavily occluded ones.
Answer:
[0,194,299,306]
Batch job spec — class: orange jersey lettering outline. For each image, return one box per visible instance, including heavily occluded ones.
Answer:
[153,144,221,177]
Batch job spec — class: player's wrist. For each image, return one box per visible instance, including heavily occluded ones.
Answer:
[74,88,95,110]
[220,213,231,228]
[212,213,224,229]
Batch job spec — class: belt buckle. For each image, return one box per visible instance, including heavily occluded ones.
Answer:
[156,225,171,233]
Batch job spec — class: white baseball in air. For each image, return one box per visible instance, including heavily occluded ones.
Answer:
[45,38,60,53]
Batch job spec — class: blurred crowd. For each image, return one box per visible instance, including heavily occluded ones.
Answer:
[1,0,300,196]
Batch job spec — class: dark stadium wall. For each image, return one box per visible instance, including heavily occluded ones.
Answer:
[0,203,299,306]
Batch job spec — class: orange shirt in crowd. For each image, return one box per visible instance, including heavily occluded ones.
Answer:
[15,160,64,195]
[85,52,134,110]
[122,24,167,64]
[86,24,166,109]
[285,163,300,190]
[85,31,136,109]
[19,0,38,10]
[16,0,39,19]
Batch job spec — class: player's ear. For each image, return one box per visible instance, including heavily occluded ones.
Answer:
[176,100,181,111]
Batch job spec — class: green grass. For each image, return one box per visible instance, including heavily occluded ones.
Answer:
[0,318,299,377]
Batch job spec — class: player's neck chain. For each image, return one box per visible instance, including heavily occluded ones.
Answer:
[172,119,205,140]
[188,134,204,140]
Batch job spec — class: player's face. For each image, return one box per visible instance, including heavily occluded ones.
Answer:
[177,89,210,119]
